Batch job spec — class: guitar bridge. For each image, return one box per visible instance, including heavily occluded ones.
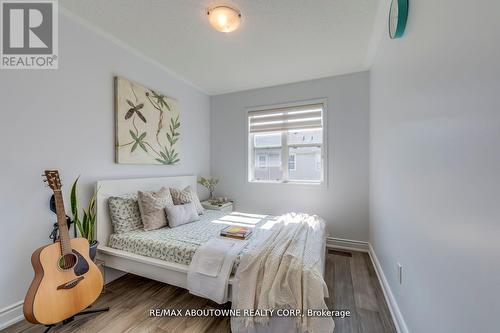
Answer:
[57,276,84,290]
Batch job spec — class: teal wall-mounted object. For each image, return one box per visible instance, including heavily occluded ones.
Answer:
[389,0,409,39]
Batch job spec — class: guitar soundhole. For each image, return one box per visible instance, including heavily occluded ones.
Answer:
[58,253,78,270]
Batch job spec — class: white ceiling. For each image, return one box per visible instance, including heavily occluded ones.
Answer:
[60,0,382,95]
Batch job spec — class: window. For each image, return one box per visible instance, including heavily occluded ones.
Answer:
[315,153,321,171]
[257,154,268,168]
[248,102,325,184]
[288,153,296,171]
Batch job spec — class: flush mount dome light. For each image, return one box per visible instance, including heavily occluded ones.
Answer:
[207,6,241,33]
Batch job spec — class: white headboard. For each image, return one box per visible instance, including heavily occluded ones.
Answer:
[95,175,196,246]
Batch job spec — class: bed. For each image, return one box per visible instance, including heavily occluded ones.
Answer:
[107,209,278,273]
[95,175,331,333]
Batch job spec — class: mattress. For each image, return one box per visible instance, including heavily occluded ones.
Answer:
[108,210,273,266]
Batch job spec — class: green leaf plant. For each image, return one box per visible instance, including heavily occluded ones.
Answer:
[70,176,98,244]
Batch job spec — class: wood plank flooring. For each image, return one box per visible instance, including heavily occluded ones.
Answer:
[3,250,396,333]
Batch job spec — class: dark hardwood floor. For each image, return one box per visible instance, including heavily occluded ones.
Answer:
[4,250,396,333]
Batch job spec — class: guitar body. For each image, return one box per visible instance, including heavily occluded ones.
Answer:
[24,237,103,325]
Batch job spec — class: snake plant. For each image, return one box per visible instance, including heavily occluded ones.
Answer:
[70,177,98,244]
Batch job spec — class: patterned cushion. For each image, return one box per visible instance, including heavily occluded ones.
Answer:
[170,187,191,205]
[108,195,143,234]
[165,202,200,228]
[137,187,173,231]
[170,186,204,215]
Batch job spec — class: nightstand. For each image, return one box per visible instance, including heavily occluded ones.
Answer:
[201,200,233,213]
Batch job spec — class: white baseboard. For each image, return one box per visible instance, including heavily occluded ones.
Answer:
[0,301,24,330]
[368,244,409,333]
[326,237,409,333]
[326,236,370,252]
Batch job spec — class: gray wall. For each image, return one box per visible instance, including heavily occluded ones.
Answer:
[370,1,500,332]
[0,13,210,310]
[211,72,370,241]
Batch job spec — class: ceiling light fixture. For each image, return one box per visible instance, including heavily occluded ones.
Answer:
[207,6,242,33]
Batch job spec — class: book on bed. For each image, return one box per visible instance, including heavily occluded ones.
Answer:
[220,226,252,240]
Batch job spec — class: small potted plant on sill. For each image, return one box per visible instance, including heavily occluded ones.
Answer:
[198,176,219,201]
[70,176,99,261]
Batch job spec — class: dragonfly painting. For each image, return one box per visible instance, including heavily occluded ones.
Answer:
[115,76,181,165]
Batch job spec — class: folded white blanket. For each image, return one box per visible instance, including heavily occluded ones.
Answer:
[187,237,248,304]
[190,238,235,277]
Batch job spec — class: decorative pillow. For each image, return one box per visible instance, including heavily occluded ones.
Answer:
[169,187,191,205]
[170,186,204,215]
[108,195,142,234]
[164,202,200,228]
[137,187,173,231]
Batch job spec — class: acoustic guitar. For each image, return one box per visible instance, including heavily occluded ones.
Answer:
[24,170,103,325]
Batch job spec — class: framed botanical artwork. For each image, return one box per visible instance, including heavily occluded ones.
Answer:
[115,76,180,165]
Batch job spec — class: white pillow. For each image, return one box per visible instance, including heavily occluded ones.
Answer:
[165,202,200,228]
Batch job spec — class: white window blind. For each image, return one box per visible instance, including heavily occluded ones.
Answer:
[247,102,325,184]
[248,103,323,133]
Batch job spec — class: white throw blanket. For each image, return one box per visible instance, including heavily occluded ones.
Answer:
[187,237,248,304]
[231,213,334,333]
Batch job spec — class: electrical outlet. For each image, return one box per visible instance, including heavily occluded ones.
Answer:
[397,263,403,284]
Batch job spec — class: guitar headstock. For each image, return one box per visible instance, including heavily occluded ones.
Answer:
[43,170,62,191]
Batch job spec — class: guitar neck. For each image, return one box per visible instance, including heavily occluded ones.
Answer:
[53,190,72,255]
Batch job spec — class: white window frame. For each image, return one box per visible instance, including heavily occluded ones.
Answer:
[246,98,328,186]
[315,152,322,171]
[256,154,268,168]
[288,153,296,171]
